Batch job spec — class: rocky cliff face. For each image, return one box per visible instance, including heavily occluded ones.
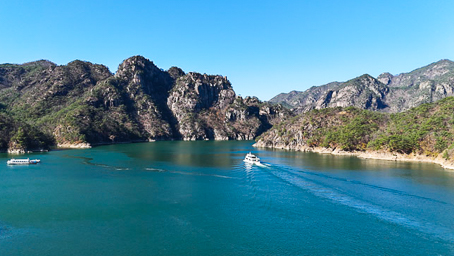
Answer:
[166,71,289,141]
[293,75,388,113]
[112,56,176,139]
[377,59,454,112]
[167,72,235,140]
[270,82,341,109]
[0,56,289,152]
[270,59,454,113]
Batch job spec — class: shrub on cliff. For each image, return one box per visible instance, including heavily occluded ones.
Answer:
[257,96,454,157]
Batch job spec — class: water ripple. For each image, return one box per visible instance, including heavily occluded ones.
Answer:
[275,164,451,206]
[265,164,454,243]
[145,167,236,179]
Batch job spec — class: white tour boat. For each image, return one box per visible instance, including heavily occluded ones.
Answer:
[244,152,260,164]
[7,158,41,165]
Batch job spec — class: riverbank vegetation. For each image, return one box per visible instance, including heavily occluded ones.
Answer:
[256,97,454,160]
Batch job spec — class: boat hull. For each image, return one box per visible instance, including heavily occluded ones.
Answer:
[243,159,261,164]
[6,159,41,165]
[7,162,30,165]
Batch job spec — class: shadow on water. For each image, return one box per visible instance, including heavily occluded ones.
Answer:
[61,155,131,171]
[2,141,454,255]
[61,150,238,180]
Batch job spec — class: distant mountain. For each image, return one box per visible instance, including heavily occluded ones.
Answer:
[4,57,453,154]
[270,82,341,109]
[255,97,454,166]
[269,59,454,113]
[0,56,289,153]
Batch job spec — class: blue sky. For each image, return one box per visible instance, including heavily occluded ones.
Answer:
[1,0,454,100]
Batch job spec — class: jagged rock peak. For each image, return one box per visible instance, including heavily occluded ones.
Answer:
[341,74,386,91]
[434,59,454,65]
[115,55,161,80]
[244,96,260,104]
[423,59,454,77]
[168,66,185,79]
[270,58,454,114]
[21,60,56,69]
[352,74,376,82]
[377,72,393,85]
[66,60,113,77]
[182,72,231,89]
[348,74,387,90]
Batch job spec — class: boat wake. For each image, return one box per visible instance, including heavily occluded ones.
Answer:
[0,223,25,240]
[145,167,166,172]
[257,162,271,167]
[0,226,10,240]
[244,162,270,169]
[145,167,236,179]
[63,155,131,171]
[262,163,454,243]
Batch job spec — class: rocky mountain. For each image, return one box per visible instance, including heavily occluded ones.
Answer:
[270,82,341,109]
[255,97,454,164]
[269,59,454,113]
[0,56,289,153]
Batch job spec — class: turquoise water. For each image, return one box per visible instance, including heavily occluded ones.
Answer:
[1,141,454,255]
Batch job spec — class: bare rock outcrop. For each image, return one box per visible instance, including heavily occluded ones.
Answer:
[270,59,454,114]
[0,56,288,151]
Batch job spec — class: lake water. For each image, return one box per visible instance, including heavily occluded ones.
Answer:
[1,141,454,255]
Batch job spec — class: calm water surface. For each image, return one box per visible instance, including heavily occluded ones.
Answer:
[1,141,454,255]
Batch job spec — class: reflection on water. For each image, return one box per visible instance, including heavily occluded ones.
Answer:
[260,149,454,188]
[1,141,454,255]
[101,141,246,168]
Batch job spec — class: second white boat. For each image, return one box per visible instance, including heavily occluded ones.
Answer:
[7,158,41,165]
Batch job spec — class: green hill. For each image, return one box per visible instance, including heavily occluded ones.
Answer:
[0,56,289,153]
[256,96,454,160]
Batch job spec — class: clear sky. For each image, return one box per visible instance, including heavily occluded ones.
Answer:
[1,0,454,100]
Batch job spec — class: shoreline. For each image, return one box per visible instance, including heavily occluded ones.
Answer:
[253,142,454,171]
[2,138,240,154]
[6,139,453,171]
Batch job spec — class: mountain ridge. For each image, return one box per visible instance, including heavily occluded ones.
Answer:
[0,56,290,153]
[269,59,454,113]
[2,57,454,155]
[255,96,454,169]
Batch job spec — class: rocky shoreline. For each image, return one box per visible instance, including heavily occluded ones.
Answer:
[253,141,454,171]
[6,137,454,171]
[56,143,92,149]
[6,148,49,154]
[3,136,255,154]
